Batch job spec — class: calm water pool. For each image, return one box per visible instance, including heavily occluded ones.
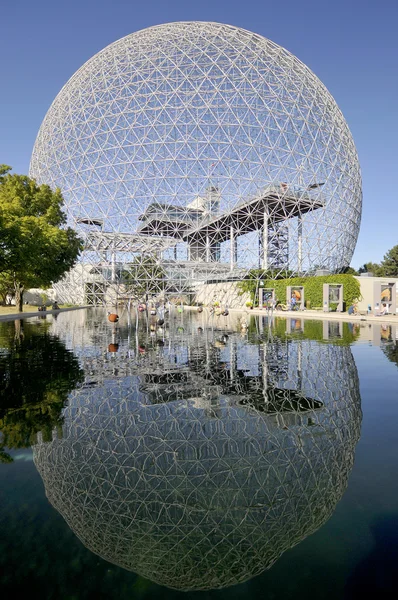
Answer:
[1,309,398,599]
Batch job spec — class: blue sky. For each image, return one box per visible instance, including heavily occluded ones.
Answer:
[1,0,397,268]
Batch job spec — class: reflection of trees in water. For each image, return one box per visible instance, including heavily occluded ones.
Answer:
[33,315,362,591]
[0,320,83,456]
[270,317,361,345]
[381,336,398,368]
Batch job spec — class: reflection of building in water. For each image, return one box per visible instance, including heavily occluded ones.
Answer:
[323,320,343,340]
[34,315,362,591]
[351,322,398,347]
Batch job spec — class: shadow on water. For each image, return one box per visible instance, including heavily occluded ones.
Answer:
[344,513,398,598]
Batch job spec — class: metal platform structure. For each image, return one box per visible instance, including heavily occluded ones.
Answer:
[139,183,323,271]
[29,22,362,305]
[53,182,324,305]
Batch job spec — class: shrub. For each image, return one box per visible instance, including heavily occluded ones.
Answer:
[238,274,361,310]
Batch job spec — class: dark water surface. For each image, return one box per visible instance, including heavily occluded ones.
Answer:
[1,309,398,599]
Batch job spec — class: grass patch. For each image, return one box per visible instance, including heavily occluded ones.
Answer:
[0,304,79,315]
[0,305,40,315]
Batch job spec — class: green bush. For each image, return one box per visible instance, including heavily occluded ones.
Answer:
[238,274,361,310]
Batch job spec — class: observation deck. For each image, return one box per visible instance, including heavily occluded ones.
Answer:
[138,183,324,270]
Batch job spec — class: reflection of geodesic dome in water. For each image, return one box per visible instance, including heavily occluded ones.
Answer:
[33,338,361,591]
[29,22,361,303]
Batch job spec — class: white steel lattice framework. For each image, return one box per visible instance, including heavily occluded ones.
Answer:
[33,321,362,590]
[30,22,362,305]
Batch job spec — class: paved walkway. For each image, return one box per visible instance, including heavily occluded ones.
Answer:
[0,306,87,322]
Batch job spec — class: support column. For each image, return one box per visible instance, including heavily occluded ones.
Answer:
[230,225,235,271]
[159,232,164,261]
[206,234,210,263]
[261,211,269,270]
[298,216,303,275]
[174,245,177,260]
[111,246,116,283]
[258,287,263,309]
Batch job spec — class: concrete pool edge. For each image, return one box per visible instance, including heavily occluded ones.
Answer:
[0,306,90,322]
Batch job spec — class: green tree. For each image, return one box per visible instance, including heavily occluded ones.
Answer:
[123,254,166,299]
[0,272,13,305]
[340,266,358,275]
[0,166,83,311]
[380,244,398,277]
[358,262,383,276]
[0,164,11,181]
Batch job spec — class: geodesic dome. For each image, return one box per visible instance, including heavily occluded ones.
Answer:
[30,22,362,304]
[33,315,362,590]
